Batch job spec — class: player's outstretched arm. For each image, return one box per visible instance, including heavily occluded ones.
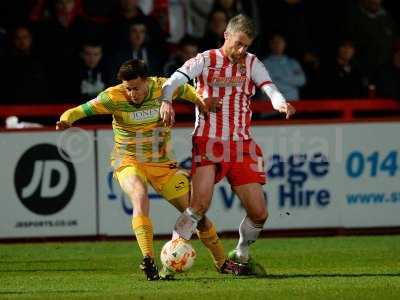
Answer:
[55,92,116,130]
[263,84,296,119]
[56,106,86,130]
[252,57,296,120]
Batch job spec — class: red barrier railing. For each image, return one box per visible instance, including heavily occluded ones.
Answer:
[1,99,399,124]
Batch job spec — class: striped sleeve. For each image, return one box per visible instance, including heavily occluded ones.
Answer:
[60,105,87,124]
[178,52,205,80]
[59,92,115,124]
[173,83,200,104]
[87,91,116,114]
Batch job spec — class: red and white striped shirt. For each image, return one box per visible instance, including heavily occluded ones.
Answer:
[178,48,280,141]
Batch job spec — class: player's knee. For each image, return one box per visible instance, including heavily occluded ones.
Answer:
[191,200,209,216]
[192,192,212,215]
[250,209,268,224]
[195,204,209,216]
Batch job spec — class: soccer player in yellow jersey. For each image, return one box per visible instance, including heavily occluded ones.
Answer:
[56,59,244,280]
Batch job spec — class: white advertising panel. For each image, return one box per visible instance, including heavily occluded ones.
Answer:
[4,122,395,238]
[336,123,400,227]
[0,130,97,238]
[97,124,343,235]
[97,123,400,234]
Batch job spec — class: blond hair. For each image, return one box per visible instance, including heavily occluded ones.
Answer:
[226,14,256,39]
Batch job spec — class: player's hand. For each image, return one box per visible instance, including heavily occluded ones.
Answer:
[198,97,222,114]
[56,120,72,130]
[160,100,175,127]
[278,102,296,119]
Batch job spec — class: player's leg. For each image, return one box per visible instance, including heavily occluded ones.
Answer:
[227,140,268,275]
[168,191,249,275]
[172,164,216,240]
[232,183,268,263]
[227,182,267,276]
[161,170,226,270]
[116,166,159,280]
[172,137,222,240]
[196,215,250,275]
[195,217,226,270]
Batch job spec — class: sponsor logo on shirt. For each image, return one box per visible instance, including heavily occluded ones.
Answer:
[131,108,159,121]
[211,75,247,87]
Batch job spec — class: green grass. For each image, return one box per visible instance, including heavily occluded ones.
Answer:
[1,236,400,299]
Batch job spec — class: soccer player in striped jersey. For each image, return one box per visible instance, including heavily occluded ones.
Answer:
[56,59,245,280]
[161,15,296,275]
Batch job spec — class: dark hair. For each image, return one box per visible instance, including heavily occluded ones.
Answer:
[117,59,148,81]
[81,40,103,50]
[128,19,147,30]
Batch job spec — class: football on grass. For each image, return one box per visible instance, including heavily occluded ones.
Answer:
[160,239,196,273]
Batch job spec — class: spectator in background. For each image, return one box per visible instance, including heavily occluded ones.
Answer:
[30,0,109,46]
[262,34,306,100]
[137,0,154,15]
[343,0,397,81]
[375,42,400,100]
[33,0,89,58]
[186,0,248,39]
[163,35,199,77]
[107,0,166,51]
[109,21,166,81]
[259,0,310,60]
[212,0,242,19]
[31,0,104,101]
[200,9,228,51]
[163,0,189,43]
[1,25,49,104]
[299,51,322,99]
[186,0,215,38]
[70,41,112,103]
[322,40,364,99]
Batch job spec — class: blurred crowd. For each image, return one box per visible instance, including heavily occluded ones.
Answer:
[0,0,399,105]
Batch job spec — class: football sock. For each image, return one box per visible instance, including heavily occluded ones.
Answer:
[173,208,202,240]
[196,222,226,269]
[235,216,264,262]
[132,215,154,258]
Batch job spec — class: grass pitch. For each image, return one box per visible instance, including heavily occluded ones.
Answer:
[0,236,399,300]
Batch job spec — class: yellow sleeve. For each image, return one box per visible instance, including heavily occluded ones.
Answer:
[60,106,87,124]
[60,91,116,124]
[172,83,201,104]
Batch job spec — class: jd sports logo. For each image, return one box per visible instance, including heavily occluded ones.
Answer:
[14,144,76,215]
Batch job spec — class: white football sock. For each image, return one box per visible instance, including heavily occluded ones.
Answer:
[235,216,264,263]
[172,208,202,240]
